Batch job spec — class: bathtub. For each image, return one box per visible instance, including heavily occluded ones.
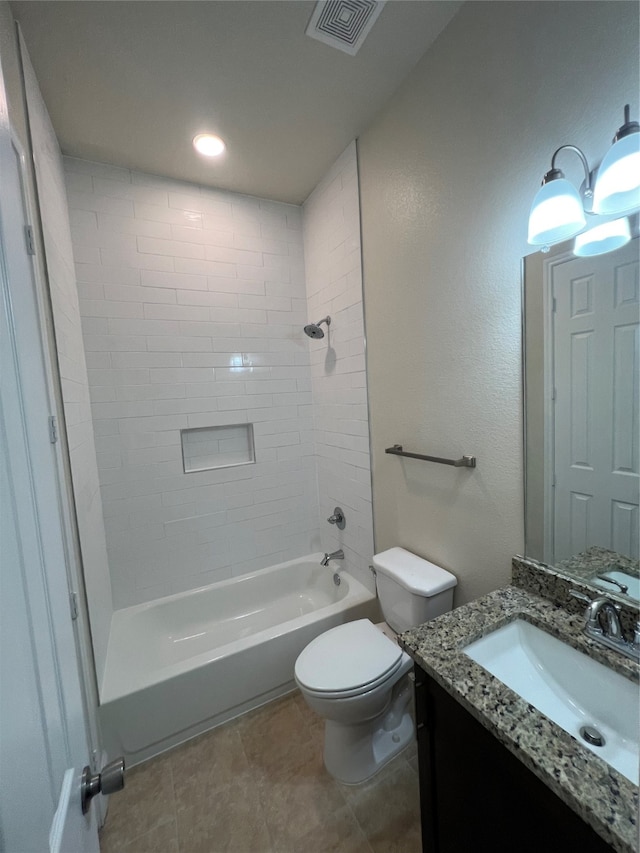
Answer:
[99,554,377,765]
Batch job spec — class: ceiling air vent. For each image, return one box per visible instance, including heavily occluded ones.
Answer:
[305,1,386,56]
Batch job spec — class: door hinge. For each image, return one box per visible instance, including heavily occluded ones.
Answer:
[551,387,557,401]
[69,592,79,621]
[48,415,58,444]
[552,297,557,313]
[24,225,36,256]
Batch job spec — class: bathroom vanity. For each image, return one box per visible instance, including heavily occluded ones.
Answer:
[401,567,639,853]
[413,667,617,852]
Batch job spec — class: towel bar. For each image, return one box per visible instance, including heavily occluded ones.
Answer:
[385,445,476,468]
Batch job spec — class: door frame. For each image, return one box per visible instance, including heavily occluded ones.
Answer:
[14,22,104,781]
[0,35,101,849]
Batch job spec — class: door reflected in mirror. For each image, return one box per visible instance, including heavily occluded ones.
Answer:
[523,234,639,604]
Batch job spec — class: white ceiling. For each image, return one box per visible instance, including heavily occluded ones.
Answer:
[11,1,461,204]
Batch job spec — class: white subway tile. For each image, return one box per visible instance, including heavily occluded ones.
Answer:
[205,245,262,266]
[103,283,176,304]
[77,282,105,301]
[65,172,94,193]
[107,318,180,337]
[80,299,144,319]
[70,191,134,217]
[110,351,182,368]
[85,351,111,369]
[137,236,205,259]
[176,290,237,307]
[134,202,203,227]
[171,225,234,247]
[141,269,207,291]
[149,367,214,384]
[84,335,147,352]
[208,277,264,295]
[117,384,184,402]
[93,177,169,206]
[81,317,109,335]
[143,303,206,321]
[237,293,290,311]
[64,157,131,182]
[147,336,213,353]
[100,248,174,272]
[175,257,236,278]
[98,213,172,239]
[73,246,101,265]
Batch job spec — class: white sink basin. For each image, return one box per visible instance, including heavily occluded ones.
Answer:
[464,619,639,784]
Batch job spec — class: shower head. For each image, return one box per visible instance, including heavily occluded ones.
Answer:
[303,316,331,339]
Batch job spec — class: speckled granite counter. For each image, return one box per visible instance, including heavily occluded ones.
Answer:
[555,546,639,582]
[399,586,639,853]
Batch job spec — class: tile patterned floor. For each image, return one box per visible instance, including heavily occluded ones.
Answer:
[100,691,421,853]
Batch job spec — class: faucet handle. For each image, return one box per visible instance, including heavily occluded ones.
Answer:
[326,507,345,529]
[568,589,591,605]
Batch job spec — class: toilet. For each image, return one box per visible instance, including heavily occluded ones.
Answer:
[294,547,457,784]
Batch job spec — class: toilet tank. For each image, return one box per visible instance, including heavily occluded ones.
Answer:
[372,547,457,633]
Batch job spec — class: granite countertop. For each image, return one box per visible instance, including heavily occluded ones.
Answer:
[555,546,640,582]
[399,585,639,853]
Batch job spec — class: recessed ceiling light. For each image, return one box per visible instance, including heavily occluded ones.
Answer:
[193,134,226,157]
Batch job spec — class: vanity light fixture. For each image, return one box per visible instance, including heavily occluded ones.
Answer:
[573,217,631,257]
[527,145,589,246]
[528,105,640,256]
[193,133,226,157]
[592,105,640,215]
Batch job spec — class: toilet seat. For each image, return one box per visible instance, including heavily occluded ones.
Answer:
[294,619,404,699]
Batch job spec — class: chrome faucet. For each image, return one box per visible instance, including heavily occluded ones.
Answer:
[321,549,344,567]
[569,590,640,661]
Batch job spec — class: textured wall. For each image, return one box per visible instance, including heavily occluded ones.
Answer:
[302,142,374,592]
[66,159,319,608]
[358,1,639,605]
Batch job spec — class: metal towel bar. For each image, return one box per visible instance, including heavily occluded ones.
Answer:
[385,444,476,468]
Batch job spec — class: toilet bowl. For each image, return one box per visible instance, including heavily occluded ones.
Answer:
[295,547,457,784]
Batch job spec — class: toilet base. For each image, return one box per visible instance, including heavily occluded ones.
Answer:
[322,676,415,784]
[323,710,414,784]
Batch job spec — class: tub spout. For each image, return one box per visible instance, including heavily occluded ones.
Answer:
[321,549,344,567]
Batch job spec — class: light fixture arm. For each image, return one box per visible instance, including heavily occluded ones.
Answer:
[613,104,639,142]
[546,144,593,197]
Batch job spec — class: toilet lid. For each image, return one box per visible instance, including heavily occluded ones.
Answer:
[295,619,402,694]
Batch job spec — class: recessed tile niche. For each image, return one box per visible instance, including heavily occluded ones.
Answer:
[180,424,255,473]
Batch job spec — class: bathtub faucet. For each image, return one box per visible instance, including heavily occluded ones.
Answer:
[321,549,344,566]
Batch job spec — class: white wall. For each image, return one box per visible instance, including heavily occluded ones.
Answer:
[65,159,320,608]
[302,142,374,592]
[18,35,113,685]
[358,1,639,606]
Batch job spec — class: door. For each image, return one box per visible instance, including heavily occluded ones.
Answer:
[0,63,100,853]
[551,240,639,561]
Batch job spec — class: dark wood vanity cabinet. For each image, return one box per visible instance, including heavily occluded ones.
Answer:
[413,664,614,853]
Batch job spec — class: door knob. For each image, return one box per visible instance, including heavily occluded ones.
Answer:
[81,757,125,814]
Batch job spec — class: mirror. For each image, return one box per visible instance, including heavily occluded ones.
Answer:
[523,234,639,605]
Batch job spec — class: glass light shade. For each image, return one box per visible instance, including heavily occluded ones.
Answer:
[573,217,631,257]
[592,132,640,215]
[528,178,586,245]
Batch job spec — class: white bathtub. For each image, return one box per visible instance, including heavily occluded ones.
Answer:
[99,554,376,765]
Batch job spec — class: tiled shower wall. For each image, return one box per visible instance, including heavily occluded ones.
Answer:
[65,158,320,608]
[302,143,374,592]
